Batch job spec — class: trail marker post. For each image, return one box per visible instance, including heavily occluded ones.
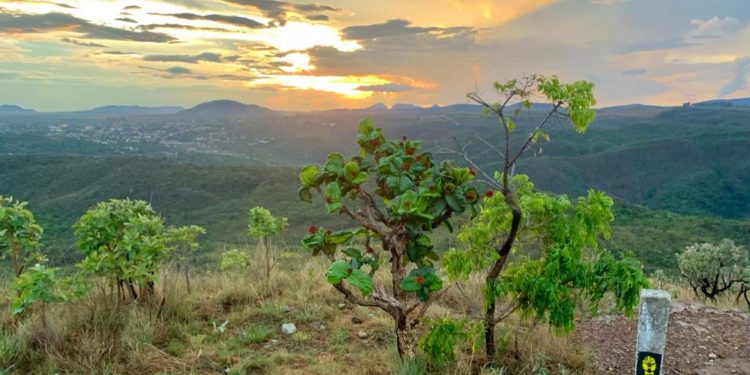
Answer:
[634,289,671,375]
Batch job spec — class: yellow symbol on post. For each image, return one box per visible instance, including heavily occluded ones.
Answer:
[641,355,657,375]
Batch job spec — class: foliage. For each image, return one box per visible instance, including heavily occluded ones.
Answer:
[9,263,66,316]
[677,239,749,300]
[299,119,480,358]
[220,249,251,272]
[418,318,478,366]
[460,75,647,361]
[247,207,288,238]
[73,199,167,300]
[0,196,43,276]
[165,225,206,263]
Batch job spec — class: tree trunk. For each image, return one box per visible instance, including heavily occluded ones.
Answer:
[127,281,138,301]
[10,240,21,278]
[263,236,271,285]
[395,317,416,359]
[185,269,192,295]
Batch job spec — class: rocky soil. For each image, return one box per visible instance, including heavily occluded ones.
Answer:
[574,302,750,374]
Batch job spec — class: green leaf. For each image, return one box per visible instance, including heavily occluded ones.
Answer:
[325,182,343,212]
[326,260,351,284]
[299,165,320,188]
[324,153,345,174]
[344,161,360,182]
[346,270,373,296]
[351,172,369,185]
[342,247,363,259]
[298,187,312,203]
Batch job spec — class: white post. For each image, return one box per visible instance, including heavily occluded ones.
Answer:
[634,289,671,375]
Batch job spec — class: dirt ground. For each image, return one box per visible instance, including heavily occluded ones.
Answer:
[574,302,750,374]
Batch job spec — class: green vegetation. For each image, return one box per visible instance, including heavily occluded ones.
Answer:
[299,119,480,359]
[248,207,288,284]
[0,196,43,277]
[677,239,749,304]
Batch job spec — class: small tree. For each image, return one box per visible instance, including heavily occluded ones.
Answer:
[0,196,43,277]
[677,239,748,301]
[74,199,167,302]
[247,207,287,284]
[298,119,480,358]
[220,249,251,272]
[444,75,648,362]
[165,225,206,294]
[10,263,66,327]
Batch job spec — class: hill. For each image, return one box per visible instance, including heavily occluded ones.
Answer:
[0,154,746,271]
[178,100,276,118]
[0,104,36,115]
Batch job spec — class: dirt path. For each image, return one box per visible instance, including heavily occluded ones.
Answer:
[574,302,750,374]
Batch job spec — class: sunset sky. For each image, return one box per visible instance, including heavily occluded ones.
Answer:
[1,0,750,111]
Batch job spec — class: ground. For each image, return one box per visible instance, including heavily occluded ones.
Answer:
[575,302,750,374]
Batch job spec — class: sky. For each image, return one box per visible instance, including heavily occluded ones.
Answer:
[1,0,750,111]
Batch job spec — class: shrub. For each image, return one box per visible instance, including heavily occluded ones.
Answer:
[0,196,43,277]
[298,119,479,358]
[247,207,287,284]
[677,239,749,301]
[220,249,251,272]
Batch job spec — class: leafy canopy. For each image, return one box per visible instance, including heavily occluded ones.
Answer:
[444,175,648,331]
[677,239,748,300]
[73,199,167,285]
[299,119,480,300]
[247,207,288,238]
[220,249,251,272]
[10,263,65,315]
[0,196,43,273]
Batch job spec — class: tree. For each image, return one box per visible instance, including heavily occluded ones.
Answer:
[220,249,251,272]
[164,225,206,294]
[247,207,287,285]
[10,263,65,327]
[74,199,167,302]
[677,239,748,301]
[0,196,43,277]
[298,119,480,358]
[444,75,648,362]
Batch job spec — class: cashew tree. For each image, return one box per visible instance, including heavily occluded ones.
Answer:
[298,119,480,358]
[0,196,43,277]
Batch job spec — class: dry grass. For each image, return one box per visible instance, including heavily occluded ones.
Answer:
[1,246,602,375]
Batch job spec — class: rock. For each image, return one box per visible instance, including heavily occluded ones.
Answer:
[281,305,290,313]
[338,303,346,310]
[357,330,368,339]
[281,323,297,335]
[271,339,278,345]
[318,324,326,331]
[351,316,363,324]
[709,353,718,360]
[367,313,375,319]
[262,344,273,350]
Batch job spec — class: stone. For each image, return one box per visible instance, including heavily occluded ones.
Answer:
[357,330,368,339]
[280,305,290,313]
[338,303,346,310]
[281,323,297,335]
[709,353,718,360]
[351,316,363,324]
[318,324,326,331]
[270,339,278,345]
[635,289,671,375]
[367,313,375,319]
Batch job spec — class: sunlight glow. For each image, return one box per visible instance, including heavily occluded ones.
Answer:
[251,75,392,98]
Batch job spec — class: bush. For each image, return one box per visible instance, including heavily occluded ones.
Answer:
[677,239,749,301]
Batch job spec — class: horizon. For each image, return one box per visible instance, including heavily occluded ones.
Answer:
[2,0,750,111]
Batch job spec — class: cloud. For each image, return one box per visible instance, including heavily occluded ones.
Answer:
[115,17,138,24]
[719,56,750,97]
[61,37,107,47]
[150,12,267,29]
[689,16,740,39]
[356,83,415,92]
[123,5,141,10]
[100,50,138,55]
[221,0,339,25]
[166,66,191,74]
[137,23,230,33]
[143,52,224,64]
[0,12,176,42]
[305,14,328,22]
[620,37,699,54]
[342,19,474,40]
[622,68,647,76]
[0,71,18,79]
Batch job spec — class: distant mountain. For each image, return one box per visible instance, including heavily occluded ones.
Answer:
[366,103,389,111]
[179,100,276,118]
[696,97,750,107]
[81,105,184,116]
[391,103,424,111]
[0,104,36,115]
